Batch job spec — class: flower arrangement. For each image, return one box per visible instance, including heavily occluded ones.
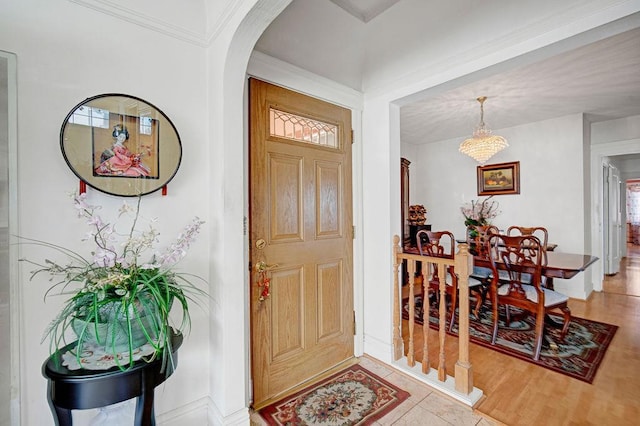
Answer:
[21,193,207,372]
[460,196,500,227]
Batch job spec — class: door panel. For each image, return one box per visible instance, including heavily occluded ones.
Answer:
[249,78,353,407]
[317,260,344,339]
[269,153,303,241]
[316,161,342,237]
[270,266,304,358]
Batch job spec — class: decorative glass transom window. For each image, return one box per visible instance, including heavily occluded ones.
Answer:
[269,108,338,148]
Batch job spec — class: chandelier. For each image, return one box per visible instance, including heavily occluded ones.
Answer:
[459,96,508,165]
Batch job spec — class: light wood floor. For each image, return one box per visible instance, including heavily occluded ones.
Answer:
[402,244,640,426]
[251,246,640,426]
[603,243,640,296]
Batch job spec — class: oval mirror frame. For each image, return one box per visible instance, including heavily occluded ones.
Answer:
[60,93,182,196]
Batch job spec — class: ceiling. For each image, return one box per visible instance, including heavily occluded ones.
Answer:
[330,0,640,148]
[329,0,401,23]
[400,26,640,146]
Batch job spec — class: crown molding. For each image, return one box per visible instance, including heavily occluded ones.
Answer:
[68,0,242,47]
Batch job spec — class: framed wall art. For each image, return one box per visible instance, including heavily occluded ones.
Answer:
[60,93,182,196]
[477,161,520,196]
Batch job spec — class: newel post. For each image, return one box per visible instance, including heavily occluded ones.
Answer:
[454,242,474,394]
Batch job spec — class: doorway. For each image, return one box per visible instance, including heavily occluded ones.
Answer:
[604,163,622,275]
[248,78,354,408]
[591,141,640,291]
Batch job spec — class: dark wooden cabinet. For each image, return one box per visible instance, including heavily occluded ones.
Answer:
[409,224,432,248]
[401,158,411,247]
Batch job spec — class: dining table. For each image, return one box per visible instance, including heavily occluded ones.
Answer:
[403,245,599,289]
[402,243,599,341]
[473,251,598,281]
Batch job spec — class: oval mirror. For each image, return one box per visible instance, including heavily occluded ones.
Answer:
[60,93,182,196]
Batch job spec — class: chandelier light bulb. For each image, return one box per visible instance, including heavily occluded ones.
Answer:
[459,96,508,165]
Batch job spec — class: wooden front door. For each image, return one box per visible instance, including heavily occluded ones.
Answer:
[249,78,354,407]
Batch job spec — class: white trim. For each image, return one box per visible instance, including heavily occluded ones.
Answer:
[0,49,20,426]
[590,138,640,291]
[248,51,364,110]
[393,360,484,407]
[156,396,211,425]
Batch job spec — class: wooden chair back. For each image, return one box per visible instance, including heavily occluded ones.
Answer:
[507,225,548,246]
[466,224,499,258]
[417,230,455,281]
[489,234,546,296]
[417,230,454,259]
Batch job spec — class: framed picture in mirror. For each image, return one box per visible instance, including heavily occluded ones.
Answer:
[60,93,182,196]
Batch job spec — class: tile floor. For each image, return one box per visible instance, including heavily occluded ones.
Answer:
[250,355,498,426]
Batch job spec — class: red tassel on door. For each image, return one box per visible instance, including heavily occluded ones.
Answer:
[79,180,86,195]
[162,185,167,196]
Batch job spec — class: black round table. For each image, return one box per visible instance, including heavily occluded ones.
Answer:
[42,332,182,426]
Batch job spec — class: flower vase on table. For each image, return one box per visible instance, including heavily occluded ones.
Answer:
[461,196,500,255]
[21,193,208,373]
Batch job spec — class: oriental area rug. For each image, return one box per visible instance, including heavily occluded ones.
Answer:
[403,296,617,384]
[258,364,410,425]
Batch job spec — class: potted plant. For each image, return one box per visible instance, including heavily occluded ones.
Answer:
[21,193,207,372]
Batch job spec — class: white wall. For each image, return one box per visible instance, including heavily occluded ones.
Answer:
[3,0,640,424]
[0,1,211,424]
[592,114,640,144]
[406,114,588,299]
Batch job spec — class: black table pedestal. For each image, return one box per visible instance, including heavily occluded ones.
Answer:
[42,332,182,426]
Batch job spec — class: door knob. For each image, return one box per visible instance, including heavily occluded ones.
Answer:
[255,260,279,273]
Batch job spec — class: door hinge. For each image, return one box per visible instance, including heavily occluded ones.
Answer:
[352,225,355,239]
[353,310,356,335]
[351,129,354,144]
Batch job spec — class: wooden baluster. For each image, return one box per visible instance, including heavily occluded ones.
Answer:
[391,238,477,396]
[392,235,403,360]
[437,261,447,381]
[407,259,416,367]
[422,261,430,373]
[454,243,474,394]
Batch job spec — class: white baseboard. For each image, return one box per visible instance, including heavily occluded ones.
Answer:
[206,400,251,426]
[157,397,210,425]
[363,333,393,363]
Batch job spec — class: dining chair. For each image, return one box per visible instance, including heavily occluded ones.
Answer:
[487,233,571,361]
[417,230,485,331]
[466,224,499,284]
[506,226,550,287]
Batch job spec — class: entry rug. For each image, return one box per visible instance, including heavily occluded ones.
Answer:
[258,364,410,425]
[403,296,617,383]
